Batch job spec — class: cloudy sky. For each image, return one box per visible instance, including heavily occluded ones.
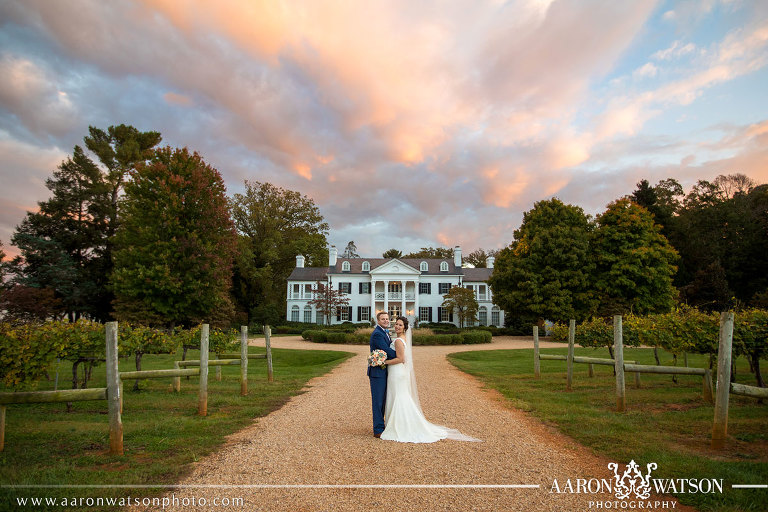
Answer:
[1,0,767,260]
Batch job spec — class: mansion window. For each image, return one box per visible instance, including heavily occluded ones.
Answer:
[420,261,428,272]
[358,306,371,322]
[438,283,451,295]
[304,305,312,323]
[339,282,352,294]
[419,282,431,294]
[388,282,402,293]
[389,305,401,319]
[339,307,350,322]
[359,282,371,294]
[342,261,351,272]
[478,307,487,326]
[419,307,432,322]
[362,261,370,271]
[438,307,451,322]
[291,305,300,322]
[316,310,324,324]
[440,262,448,272]
[492,306,500,326]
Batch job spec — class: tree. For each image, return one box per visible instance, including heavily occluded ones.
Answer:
[591,199,678,316]
[342,241,360,258]
[111,147,237,327]
[307,281,350,326]
[0,285,63,323]
[441,286,479,328]
[9,146,111,320]
[489,198,595,323]
[382,248,402,259]
[402,247,454,259]
[230,181,328,324]
[679,260,733,312]
[674,175,766,305]
[7,126,161,321]
[464,248,499,268]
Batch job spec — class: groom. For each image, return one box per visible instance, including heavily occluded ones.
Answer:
[368,311,397,438]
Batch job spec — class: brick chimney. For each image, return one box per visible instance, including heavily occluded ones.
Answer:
[329,245,338,267]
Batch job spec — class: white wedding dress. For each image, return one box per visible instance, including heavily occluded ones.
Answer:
[380,329,481,443]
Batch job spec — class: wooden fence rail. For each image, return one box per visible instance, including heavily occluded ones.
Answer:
[537,347,641,386]
[0,321,272,454]
[730,382,768,399]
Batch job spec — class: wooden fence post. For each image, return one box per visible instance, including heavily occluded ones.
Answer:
[264,325,274,383]
[533,326,540,379]
[198,324,209,416]
[614,315,626,413]
[240,326,248,396]
[566,320,575,391]
[703,368,714,404]
[105,321,123,455]
[173,361,181,392]
[0,405,5,452]
[712,312,734,449]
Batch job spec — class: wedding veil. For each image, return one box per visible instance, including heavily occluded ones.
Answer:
[403,325,481,442]
[404,327,421,412]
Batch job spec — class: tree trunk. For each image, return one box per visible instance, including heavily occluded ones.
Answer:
[653,347,660,366]
[752,352,765,388]
[133,352,143,391]
[672,354,678,384]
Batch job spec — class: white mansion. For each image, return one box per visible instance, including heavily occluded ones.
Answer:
[286,246,505,327]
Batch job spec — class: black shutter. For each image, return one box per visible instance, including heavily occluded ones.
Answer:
[336,309,341,322]
[357,306,361,322]
[348,306,353,320]
[429,307,433,322]
[450,311,454,323]
[359,282,362,294]
[437,307,442,323]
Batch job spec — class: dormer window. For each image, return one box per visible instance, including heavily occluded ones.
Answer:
[362,261,370,271]
[440,261,448,272]
[342,261,351,272]
[420,261,428,272]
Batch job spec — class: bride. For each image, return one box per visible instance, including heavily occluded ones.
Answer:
[380,316,480,443]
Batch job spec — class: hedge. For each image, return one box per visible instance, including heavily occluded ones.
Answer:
[301,329,493,345]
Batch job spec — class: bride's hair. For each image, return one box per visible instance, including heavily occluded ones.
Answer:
[396,316,409,331]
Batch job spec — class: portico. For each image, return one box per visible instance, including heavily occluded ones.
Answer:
[370,259,421,320]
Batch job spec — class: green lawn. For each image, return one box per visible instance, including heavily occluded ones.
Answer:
[0,346,353,511]
[448,347,768,512]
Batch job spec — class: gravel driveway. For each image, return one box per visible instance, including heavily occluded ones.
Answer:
[130,336,692,511]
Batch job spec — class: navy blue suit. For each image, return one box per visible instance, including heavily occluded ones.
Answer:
[368,324,397,434]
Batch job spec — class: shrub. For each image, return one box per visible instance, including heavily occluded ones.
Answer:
[462,330,493,344]
[326,332,348,343]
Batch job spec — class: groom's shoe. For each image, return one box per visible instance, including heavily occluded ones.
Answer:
[373,433,382,438]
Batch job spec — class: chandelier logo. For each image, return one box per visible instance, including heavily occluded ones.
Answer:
[608,460,657,500]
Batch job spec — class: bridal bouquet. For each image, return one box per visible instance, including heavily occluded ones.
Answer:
[368,349,388,369]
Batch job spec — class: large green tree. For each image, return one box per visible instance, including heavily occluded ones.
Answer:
[229,181,328,324]
[489,198,595,323]
[7,125,161,321]
[10,146,111,320]
[672,174,766,308]
[591,198,678,316]
[111,147,236,327]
